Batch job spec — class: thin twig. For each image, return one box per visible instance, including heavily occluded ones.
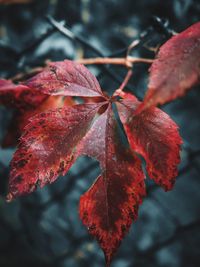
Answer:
[113,69,133,97]
[76,56,153,67]
[118,69,133,91]
[126,39,140,57]
[46,16,137,89]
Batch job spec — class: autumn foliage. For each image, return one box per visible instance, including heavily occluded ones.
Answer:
[137,21,200,113]
[1,21,200,266]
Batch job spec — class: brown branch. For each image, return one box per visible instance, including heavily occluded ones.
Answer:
[10,55,153,83]
[76,56,153,68]
[126,39,140,57]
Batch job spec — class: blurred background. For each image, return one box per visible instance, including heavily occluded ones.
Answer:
[0,0,200,266]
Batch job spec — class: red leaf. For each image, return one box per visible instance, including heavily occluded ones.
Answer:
[138,21,200,113]
[0,79,47,110]
[6,60,183,266]
[117,92,182,191]
[25,60,106,98]
[1,96,66,148]
[79,105,145,266]
[0,78,76,147]
[0,79,50,147]
[8,103,103,199]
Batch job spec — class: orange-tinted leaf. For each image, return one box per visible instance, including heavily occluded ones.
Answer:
[25,60,106,98]
[0,77,75,147]
[0,79,47,110]
[79,105,145,266]
[1,96,65,148]
[0,78,47,147]
[138,21,200,113]
[63,96,77,107]
[8,103,102,199]
[117,92,182,191]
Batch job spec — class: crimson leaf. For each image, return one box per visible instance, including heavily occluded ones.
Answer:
[8,103,103,198]
[137,21,200,112]
[5,60,182,267]
[117,92,182,190]
[1,95,66,148]
[25,60,106,98]
[0,79,47,110]
[79,105,145,266]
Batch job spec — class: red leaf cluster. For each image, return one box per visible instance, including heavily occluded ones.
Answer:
[1,21,199,266]
[1,60,182,266]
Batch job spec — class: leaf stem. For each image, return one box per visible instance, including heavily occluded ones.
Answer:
[119,69,133,91]
[113,69,133,97]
